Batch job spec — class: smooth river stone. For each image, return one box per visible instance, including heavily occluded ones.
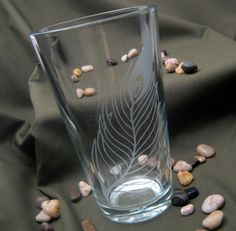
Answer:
[180,204,194,216]
[202,210,224,230]
[41,200,60,218]
[79,181,92,197]
[184,186,199,199]
[35,210,52,223]
[173,160,192,172]
[201,194,224,213]
[171,188,189,206]
[177,171,193,186]
[196,144,215,157]
[36,195,50,209]
[41,222,54,231]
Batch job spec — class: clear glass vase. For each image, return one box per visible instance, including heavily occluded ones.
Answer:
[29,6,172,224]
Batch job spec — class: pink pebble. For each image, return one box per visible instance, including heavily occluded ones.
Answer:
[180,204,194,216]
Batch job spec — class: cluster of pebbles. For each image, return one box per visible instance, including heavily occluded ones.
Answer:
[171,144,225,230]
[72,48,139,99]
[161,49,198,74]
[35,181,92,231]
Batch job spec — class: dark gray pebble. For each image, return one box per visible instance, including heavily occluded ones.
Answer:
[182,61,198,74]
[70,184,81,203]
[36,195,50,209]
[189,157,200,168]
[161,49,168,56]
[41,222,54,231]
[184,186,199,200]
[171,189,189,206]
[106,58,118,66]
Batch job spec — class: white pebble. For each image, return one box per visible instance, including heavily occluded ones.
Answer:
[173,160,192,172]
[81,65,94,73]
[76,88,84,98]
[79,181,92,197]
[121,54,128,63]
[35,210,52,223]
[127,48,139,59]
[138,154,148,165]
[196,144,216,157]
[201,194,224,214]
[109,164,122,175]
[180,204,194,216]
[202,210,224,230]
[164,58,179,66]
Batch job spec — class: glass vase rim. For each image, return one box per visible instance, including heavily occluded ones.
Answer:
[29,5,156,37]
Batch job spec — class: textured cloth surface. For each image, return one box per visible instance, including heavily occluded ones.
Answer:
[0,0,236,230]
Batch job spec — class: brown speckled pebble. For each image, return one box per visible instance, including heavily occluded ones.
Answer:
[41,222,54,231]
[177,171,193,186]
[196,144,216,157]
[41,200,60,218]
[81,220,96,231]
[165,63,178,73]
[165,58,179,66]
[202,210,224,230]
[73,68,82,77]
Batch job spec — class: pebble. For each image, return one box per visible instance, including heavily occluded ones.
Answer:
[73,68,82,77]
[71,74,80,83]
[180,204,194,216]
[81,65,94,73]
[35,210,52,223]
[195,229,207,231]
[165,63,178,73]
[175,62,185,74]
[161,49,167,58]
[36,195,50,209]
[109,164,122,175]
[106,58,118,66]
[76,88,84,98]
[171,157,176,167]
[177,171,193,186]
[84,88,96,96]
[70,184,82,203]
[164,58,179,66]
[81,220,96,231]
[185,186,199,199]
[147,157,159,168]
[121,54,128,63]
[196,144,215,157]
[127,48,139,59]
[171,188,189,206]
[193,155,206,163]
[181,61,198,74]
[201,194,224,214]
[202,210,224,230]
[79,181,92,197]
[173,160,192,172]
[137,154,148,165]
[41,200,60,218]
[41,222,54,231]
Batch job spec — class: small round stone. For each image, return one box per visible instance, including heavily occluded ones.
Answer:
[165,58,179,66]
[171,189,189,206]
[171,157,176,167]
[193,155,206,163]
[79,181,92,197]
[81,220,96,231]
[175,62,185,74]
[84,88,96,96]
[165,63,178,73]
[71,74,80,82]
[121,54,128,63]
[106,58,118,66]
[69,184,82,203]
[181,61,198,74]
[173,160,192,172]
[180,204,194,216]
[202,210,224,230]
[81,65,94,73]
[196,144,216,157]
[201,194,225,214]
[109,164,122,175]
[127,48,139,59]
[41,222,54,231]
[36,195,50,209]
[35,210,52,223]
[41,200,60,218]
[73,68,82,77]
[177,171,193,186]
[138,154,148,165]
[189,157,200,168]
[184,186,199,199]
[76,88,84,98]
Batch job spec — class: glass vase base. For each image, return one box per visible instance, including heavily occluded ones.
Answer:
[100,180,172,224]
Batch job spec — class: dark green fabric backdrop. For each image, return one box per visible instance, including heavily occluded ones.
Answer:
[0,0,235,230]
